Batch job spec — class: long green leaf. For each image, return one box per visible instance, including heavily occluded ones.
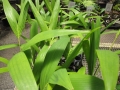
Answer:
[0,57,9,64]
[61,20,80,25]
[49,68,74,90]
[33,44,50,81]
[49,0,60,30]
[69,74,105,90]
[62,27,100,68]
[101,19,119,34]
[43,0,52,13]
[78,13,88,29]
[0,67,8,74]
[28,0,49,32]
[29,19,39,60]
[40,36,70,90]
[82,40,90,63]
[24,49,33,66]
[88,17,101,75]
[51,0,56,10]
[29,19,38,39]
[35,0,40,10]
[8,52,38,90]
[97,50,119,90]
[2,0,19,37]
[0,44,19,50]
[17,0,29,38]
[20,0,24,4]
[21,30,90,51]
[21,35,39,53]
[77,67,86,75]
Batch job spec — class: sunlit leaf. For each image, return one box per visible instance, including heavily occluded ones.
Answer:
[61,20,80,25]
[21,30,90,51]
[17,0,29,38]
[0,67,8,74]
[0,44,19,50]
[77,67,86,75]
[49,0,60,30]
[97,50,119,90]
[0,57,9,64]
[29,19,38,39]
[51,0,56,10]
[28,0,49,32]
[21,35,39,53]
[35,0,40,10]
[43,0,52,13]
[62,27,100,68]
[8,52,38,90]
[69,74,105,90]
[40,36,70,90]
[88,16,101,74]
[2,0,19,37]
[49,68,74,90]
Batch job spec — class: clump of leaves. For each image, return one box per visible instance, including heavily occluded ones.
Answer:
[0,0,120,90]
[113,4,120,11]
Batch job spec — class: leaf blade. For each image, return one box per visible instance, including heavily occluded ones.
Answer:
[28,0,49,32]
[8,52,38,90]
[49,68,74,90]
[0,67,8,74]
[21,30,89,51]
[0,44,19,50]
[0,57,9,64]
[40,36,70,90]
[49,0,60,30]
[97,50,119,90]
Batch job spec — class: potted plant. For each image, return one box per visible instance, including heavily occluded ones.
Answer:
[0,0,119,90]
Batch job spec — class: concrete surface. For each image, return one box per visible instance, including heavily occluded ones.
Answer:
[0,25,120,90]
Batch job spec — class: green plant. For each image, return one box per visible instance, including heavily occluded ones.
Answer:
[113,4,120,11]
[0,0,119,90]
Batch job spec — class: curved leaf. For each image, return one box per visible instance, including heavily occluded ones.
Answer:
[2,0,19,37]
[8,52,38,90]
[49,68,74,90]
[43,0,52,13]
[69,74,105,90]
[21,30,89,51]
[88,17,101,74]
[0,44,19,50]
[29,19,38,39]
[28,0,49,32]
[0,67,8,74]
[40,36,70,90]
[61,20,80,25]
[0,57,9,64]
[17,0,29,38]
[33,44,50,81]
[97,50,119,90]
[62,27,100,68]
[49,0,60,30]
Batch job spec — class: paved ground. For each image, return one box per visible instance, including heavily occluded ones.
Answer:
[0,26,120,90]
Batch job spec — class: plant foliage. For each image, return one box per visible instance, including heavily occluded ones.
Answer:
[0,0,119,90]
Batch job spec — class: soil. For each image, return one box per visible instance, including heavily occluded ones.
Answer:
[0,20,11,39]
